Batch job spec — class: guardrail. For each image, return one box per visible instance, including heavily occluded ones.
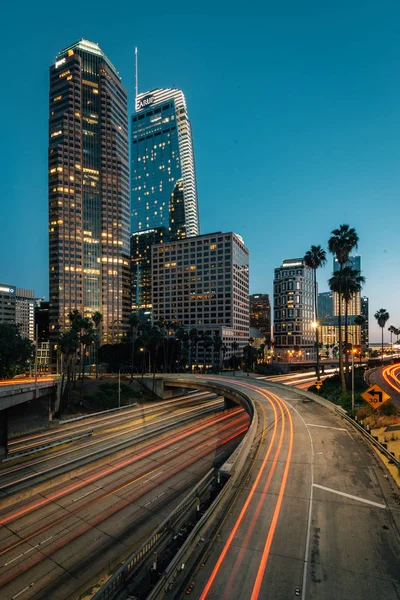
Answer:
[92,469,215,600]
[341,413,400,469]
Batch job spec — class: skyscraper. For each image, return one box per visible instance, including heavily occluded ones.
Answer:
[131,88,199,316]
[333,255,362,345]
[48,39,131,349]
[131,88,199,236]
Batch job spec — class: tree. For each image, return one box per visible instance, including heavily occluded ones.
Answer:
[328,224,359,393]
[59,330,79,410]
[354,315,366,362]
[129,312,141,380]
[213,334,223,373]
[189,328,200,372]
[92,311,103,379]
[0,324,34,379]
[374,309,390,362]
[338,267,365,378]
[202,336,214,373]
[388,325,396,352]
[231,341,240,374]
[304,245,327,379]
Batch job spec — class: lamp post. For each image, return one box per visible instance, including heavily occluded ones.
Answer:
[311,321,319,379]
[140,347,150,378]
[118,368,121,409]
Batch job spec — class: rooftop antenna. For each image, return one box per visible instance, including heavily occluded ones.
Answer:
[135,47,138,110]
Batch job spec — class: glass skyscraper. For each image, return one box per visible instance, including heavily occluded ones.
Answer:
[48,39,130,348]
[130,88,199,315]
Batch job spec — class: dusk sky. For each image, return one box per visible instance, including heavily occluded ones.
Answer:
[1,0,399,342]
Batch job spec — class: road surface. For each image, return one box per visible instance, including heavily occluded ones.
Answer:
[178,375,400,600]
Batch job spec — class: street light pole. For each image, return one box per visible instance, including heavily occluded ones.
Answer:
[118,368,121,409]
[351,349,355,413]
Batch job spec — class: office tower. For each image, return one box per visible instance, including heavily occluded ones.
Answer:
[48,39,130,350]
[151,232,249,360]
[361,296,369,352]
[250,294,271,344]
[15,288,35,341]
[131,88,199,315]
[35,300,50,343]
[273,258,315,360]
[0,284,16,326]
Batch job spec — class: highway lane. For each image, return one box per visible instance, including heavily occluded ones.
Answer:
[178,375,400,600]
[0,406,249,599]
[256,369,337,389]
[0,393,224,498]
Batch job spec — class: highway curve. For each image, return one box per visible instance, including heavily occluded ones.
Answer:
[173,375,400,600]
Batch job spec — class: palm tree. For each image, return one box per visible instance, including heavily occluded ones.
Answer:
[129,312,141,381]
[92,311,103,379]
[374,309,390,362]
[221,343,228,371]
[328,224,359,393]
[388,325,396,353]
[79,322,96,403]
[339,267,365,378]
[304,245,327,379]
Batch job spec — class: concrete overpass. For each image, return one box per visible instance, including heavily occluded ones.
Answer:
[0,378,60,455]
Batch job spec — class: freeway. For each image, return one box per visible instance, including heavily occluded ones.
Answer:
[0,392,249,600]
[256,368,337,389]
[172,375,400,600]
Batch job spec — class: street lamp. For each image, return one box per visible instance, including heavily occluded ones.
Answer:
[311,321,320,379]
[140,347,150,377]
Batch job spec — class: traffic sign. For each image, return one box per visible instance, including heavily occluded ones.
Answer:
[315,379,322,390]
[361,384,390,409]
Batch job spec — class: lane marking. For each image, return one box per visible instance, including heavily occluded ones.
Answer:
[72,487,100,503]
[12,583,35,599]
[312,484,386,509]
[305,424,347,431]
[3,536,53,567]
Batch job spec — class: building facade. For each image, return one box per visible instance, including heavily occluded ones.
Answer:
[131,88,199,316]
[48,39,131,349]
[250,294,271,345]
[151,232,249,360]
[0,284,16,327]
[332,255,362,346]
[273,258,316,360]
[318,291,334,320]
[15,288,35,341]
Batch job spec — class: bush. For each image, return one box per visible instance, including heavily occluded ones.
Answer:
[84,382,141,410]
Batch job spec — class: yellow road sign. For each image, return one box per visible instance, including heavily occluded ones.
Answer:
[361,384,390,409]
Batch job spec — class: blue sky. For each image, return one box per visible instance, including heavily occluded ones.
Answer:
[1,0,399,342]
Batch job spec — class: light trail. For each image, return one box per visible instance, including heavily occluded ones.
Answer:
[382,364,400,394]
[0,399,224,490]
[195,377,294,600]
[0,418,247,589]
[0,408,244,526]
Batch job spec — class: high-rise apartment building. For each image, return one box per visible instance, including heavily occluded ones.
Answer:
[131,88,199,316]
[151,232,249,359]
[318,291,334,320]
[48,39,131,348]
[273,258,316,360]
[250,294,271,344]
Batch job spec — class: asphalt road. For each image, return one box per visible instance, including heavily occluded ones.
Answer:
[371,363,400,408]
[180,375,400,600]
[0,394,248,600]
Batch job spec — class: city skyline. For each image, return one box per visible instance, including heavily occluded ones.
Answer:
[1,1,400,341]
